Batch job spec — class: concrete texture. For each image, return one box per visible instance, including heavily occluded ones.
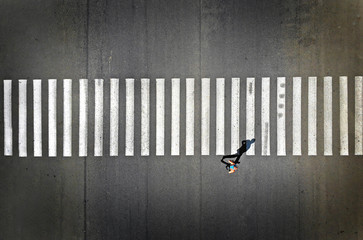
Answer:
[0,0,363,239]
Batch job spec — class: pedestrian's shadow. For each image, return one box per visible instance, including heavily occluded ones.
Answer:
[245,138,256,151]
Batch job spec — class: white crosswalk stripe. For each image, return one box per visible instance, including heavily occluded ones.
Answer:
[110,78,120,157]
[185,78,194,156]
[171,78,180,156]
[292,77,301,156]
[63,79,72,157]
[261,77,270,156]
[355,76,363,155]
[18,80,27,157]
[33,79,42,157]
[277,77,286,156]
[201,78,210,155]
[246,77,255,155]
[216,78,225,155]
[230,78,240,154]
[2,77,363,157]
[141,78,150,156]
[125,78,135,156]
[340,76,349,156]
[155,78,164,156]
[308,76,317,156]
[324,76,333,156]
[94,79,104,156]
[48,79,57,157]
[4,80,12,156]
[79,79,88,157]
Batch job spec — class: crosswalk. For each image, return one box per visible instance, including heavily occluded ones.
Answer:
[246,78,255,155]
[2,77,363,157]
[308,76,317,155]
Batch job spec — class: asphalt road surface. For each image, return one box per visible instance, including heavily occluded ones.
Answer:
[0,0,362,239]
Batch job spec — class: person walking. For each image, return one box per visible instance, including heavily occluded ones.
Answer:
[220,139,255,173]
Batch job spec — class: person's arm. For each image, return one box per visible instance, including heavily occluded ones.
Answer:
[228,160,235,165]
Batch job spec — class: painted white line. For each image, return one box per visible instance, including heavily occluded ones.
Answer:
[230,78,240,153]
[4,80,12,156]
[340,76,349,155]
[18,80,27,157]
[201,78,210,155]
[94,79,104,156]
[79,79,88,157]
[308,77,317,156]
[110,78,119,156]
[171,78,180,155]
[246,77,255,155]
[324,76,333,156]
[33,79,42,157]
[355,76,363,155]
[141,78,150,156]
[185,78,194,156]
[125,78,135,156]
[48,79,57,157]
[261,77,270,156]
[277,77,286,156]
[156,78,165,156]
[216,78,225,155]
[63,79,72,157]
[293,77,301,156]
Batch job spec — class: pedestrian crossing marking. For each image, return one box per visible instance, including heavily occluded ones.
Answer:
[230,78,240,154]
[125,78,135,156]
[355,76,363,155]
[324,76,333,156]
[185,78,194,156]
[33,79,42,157]
[141,78,150,156]
[48,79,57,157]
[63,79,72,157]
[79,79,88,157]
[110,78,120,156]
[308,77,317,156]
[4,80,12,156]
[340,76,349,155]
[292,77,301,156]
[261,77,270,156]
[155,78,165,156]
[18,80,27,157]
[2,77,363,157]
[246,77,255,155]
[216,78,225,155]
[94,79,104,157]
[171,78,180,156]
[277,77,286,156]
[201,78,210,155]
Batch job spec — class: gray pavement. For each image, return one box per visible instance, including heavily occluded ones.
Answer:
[0,0,362,239]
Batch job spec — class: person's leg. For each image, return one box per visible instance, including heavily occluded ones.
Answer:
[221,159,231,171]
